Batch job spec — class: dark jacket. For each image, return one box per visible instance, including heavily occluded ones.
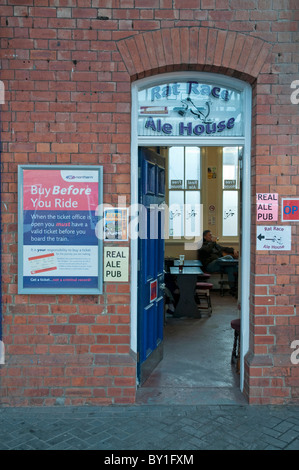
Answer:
[198,241,234,269]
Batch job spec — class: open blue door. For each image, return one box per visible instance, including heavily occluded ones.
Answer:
[138,148,165,385]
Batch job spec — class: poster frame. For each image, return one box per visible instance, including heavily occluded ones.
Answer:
[18,164,103,295]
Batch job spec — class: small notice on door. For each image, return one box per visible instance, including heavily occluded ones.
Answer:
[104,247,129,282]
[150,280,157,302]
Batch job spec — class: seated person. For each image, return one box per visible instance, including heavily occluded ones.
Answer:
[198,230,238,294]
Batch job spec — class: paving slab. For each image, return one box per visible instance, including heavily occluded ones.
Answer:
[0,404,299,451]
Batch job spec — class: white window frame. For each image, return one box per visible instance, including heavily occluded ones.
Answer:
[167,146,202,240]
[221,146,241,241]
[131,72,252,392]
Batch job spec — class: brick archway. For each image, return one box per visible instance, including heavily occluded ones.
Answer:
[121,26,273,405]
[117,27,272,83]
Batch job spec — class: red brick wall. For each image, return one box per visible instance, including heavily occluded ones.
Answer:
[0,0,299,405]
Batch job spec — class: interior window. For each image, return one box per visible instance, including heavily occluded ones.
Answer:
[168,147,201,238]
[222,147,240,237]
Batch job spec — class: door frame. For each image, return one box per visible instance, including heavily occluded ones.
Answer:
[130,72,252,391]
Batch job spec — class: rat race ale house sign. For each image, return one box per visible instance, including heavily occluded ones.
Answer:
[18,165,103,294]
[137,80,244,138]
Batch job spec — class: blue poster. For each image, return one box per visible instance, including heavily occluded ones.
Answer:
[18,166,103,294]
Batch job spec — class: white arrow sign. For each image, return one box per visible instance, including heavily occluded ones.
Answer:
[256,226,291,251]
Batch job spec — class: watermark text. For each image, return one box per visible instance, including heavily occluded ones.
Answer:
[0,340,5,365]
[290,80,299,104]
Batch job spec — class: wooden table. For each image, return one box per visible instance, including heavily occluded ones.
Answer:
[169,266,203,317]
[218,259,238,266]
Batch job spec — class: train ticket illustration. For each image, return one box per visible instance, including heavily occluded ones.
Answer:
[28,252,58,275]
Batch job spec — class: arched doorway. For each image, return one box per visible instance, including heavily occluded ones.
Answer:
[130,72,252,399]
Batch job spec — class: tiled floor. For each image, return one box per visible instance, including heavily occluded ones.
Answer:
[136,292,247,405]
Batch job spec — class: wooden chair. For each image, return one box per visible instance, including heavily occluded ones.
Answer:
[195,282,213,316]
